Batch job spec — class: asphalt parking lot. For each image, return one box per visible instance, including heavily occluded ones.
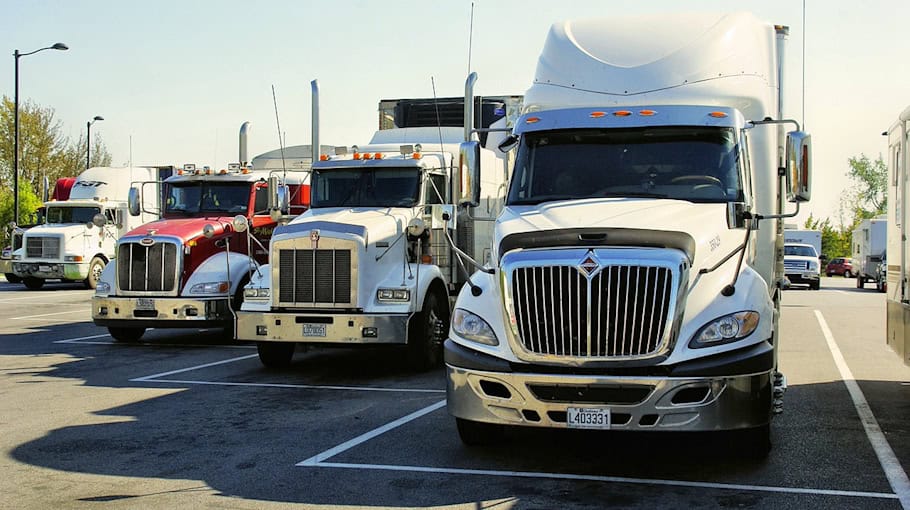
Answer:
[1,276,908,509]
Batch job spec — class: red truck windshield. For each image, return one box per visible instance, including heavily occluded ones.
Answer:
[165,182,251,215]
[507,127,744,205]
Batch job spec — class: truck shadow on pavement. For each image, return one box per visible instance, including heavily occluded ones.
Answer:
[3,322,909,508]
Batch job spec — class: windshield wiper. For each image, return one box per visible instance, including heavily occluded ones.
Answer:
[598,192,669,198]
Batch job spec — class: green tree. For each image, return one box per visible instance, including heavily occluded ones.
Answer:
[804,213,851,258]
[843,153,887,222]
[0,95,112,228]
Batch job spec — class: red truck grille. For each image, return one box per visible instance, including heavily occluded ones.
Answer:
[117,241,180,293]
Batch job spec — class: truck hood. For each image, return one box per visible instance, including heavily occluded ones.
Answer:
[125,217,235,244]
[497,199,739,270]
[24,223,92,239]
[277,208,416,244]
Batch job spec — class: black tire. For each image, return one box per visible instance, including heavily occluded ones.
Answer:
[826,272,832,277]
[83,256,106,290]
[857,275,864,289]
[23,277,44,290]
[810,280,820,290]
[406,290,449,371]
[108,326,146,343]
[4,273,21,284]
[456,418,504,446]
[844,270,853,278]
[257,342,295,368]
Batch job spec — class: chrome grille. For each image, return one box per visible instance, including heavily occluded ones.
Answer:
[278,249,352,304]
[511,264,673,358]
[25,237,60,259]
[783,260,808,271]
[117,241,179,293]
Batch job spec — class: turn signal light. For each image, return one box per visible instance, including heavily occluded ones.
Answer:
[525,116,540,124]
[613,110,632,117]
[589,111,606,118]
[709,111,728,118]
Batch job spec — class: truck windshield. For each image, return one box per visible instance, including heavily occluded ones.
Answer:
[45,206,101,224]
[785,245,818,257]
[310,168,420,208]
[165,182,251,215]
[507,127,744,205]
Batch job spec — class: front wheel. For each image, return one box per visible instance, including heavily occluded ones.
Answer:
[23,277,44,290]
[406,291,449,371]
[810,280,820,290]
[257,341,295,368]
[844,270,853,278]
[108,326,146,343]
[84,257,106,289]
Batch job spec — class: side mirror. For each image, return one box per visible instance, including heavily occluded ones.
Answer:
[128,187,141,216]
[726,202,749,229]
[92,213,107,228]
[497,134,519,153]
[457,141,481,207]
[785,131,812,203]
[267,176,290,215]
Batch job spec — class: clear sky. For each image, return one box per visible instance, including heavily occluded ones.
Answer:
[2,0,908,226]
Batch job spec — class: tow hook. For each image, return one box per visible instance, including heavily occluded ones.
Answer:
[772,371,787,414]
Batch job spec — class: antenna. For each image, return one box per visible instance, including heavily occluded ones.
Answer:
[129,135,132,168]
[271,84,288,177]
[467,0,475,76]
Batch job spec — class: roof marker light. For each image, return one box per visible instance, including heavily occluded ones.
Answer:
[319,154,329,161]
[589,111,606,118]
[219,169,228,175]
[613,110,632,117]
[353,153,362,160]
[412,153,422,159]
[525,116,540,124]
[639,109,657,116]
[363,153,373,160]
[373,152,383,159]
[709,111,728,118]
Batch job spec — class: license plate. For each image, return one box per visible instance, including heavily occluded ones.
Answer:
[38,265,52,272]
[566,407,611,429]
[302,323,327,337]
[136,298,155,310]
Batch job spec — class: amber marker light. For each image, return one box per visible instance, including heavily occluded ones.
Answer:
[525,116,540,124]
[374,153,383,159]
[319,154,329,161]
[639,109,657,116]
[709,111,728,118]
[421,254,433,264]
[412,153,422,159]
[613,110,632,117]
[353,153,362,160]
[589,111,606,118]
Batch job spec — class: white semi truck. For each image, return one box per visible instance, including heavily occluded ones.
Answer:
[885,109,909,364]
[236,81,521,369]
[852,216,886,289]
[444,12,811,457]
[12,166,167,290]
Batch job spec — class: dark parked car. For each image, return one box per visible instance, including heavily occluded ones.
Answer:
[826,257,855,277]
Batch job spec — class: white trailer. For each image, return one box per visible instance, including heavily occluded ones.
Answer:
[885,109,910,364]
[12,166,167,290]
[783,229,821,255]
[852,217,886,289]
[444,12,812,458]
[237,82,521,369]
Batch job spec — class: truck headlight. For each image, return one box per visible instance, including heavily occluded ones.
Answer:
[64,255,84,262]
[452,308,498,346]
[243,288,270,299]
[95,281,111,294]
[189,281,230,294]
[690,311,759,348]
[809,260,819,271]
[377,288,410,302]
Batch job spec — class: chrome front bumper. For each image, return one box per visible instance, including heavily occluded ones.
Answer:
[236,310,408,344]
[92,295,231,327]
[14,261,87,280]
[447,364,772,432]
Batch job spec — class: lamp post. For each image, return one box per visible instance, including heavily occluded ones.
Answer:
[13,42,68,226]
[86,115,103,169]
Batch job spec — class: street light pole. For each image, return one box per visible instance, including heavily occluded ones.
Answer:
[12,42,68,226]
[86,115,103,169]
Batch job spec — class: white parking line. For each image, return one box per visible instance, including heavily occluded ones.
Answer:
[815,310,910,509]
[148,379,445,394]
[131,354,259,381]
[297,400,897,500]
[11,309,91,320]
[54,334,112,343]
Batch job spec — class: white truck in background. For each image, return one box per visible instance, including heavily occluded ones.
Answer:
[885,107,910,365]
[12,166,168,290]
[444,12,812,458]
[783,229,821,256]
[236,81,521,369]
[783,229,822,290]
[852,217,886,289]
